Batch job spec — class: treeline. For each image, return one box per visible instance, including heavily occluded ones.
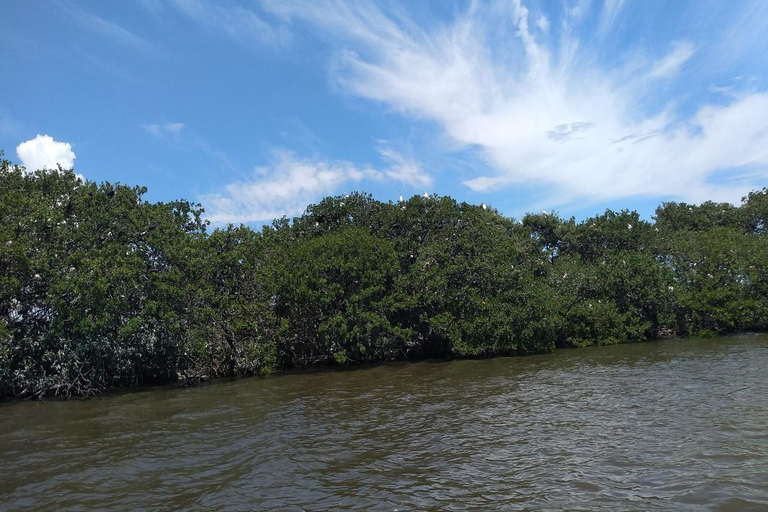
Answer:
[1,153,766,398]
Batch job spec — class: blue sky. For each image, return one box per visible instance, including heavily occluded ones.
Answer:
[2,0,767,226]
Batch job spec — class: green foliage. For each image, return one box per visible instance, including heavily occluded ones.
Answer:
[661,226,768,334]
[1,150,766,398]
[272,226,409,366]
[182,226,278,378]
[741,188,768,236]
[0,156,208,397]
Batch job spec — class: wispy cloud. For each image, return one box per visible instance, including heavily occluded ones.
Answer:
[202,151,365,224]
[261,0,768,207]
[708,84,735,96]
[648,41,695,80]
[58,2,150,50]
[536,16,550,34]
[567,0,591,24]
[598,0,626,35]
[202,148,429,224]
[142,122,186,138]
[376,147,432,189]
[707,75,758,98]
[170,0,290,48]
[710,0,768,69]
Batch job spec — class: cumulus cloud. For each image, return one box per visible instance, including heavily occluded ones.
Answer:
[261,0,768,207]
[16,135,76,172]
[202,149,430,224]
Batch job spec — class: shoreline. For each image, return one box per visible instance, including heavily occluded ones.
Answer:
[5,331,765,403]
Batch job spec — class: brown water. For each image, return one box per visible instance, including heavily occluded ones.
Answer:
[1,335,767,511]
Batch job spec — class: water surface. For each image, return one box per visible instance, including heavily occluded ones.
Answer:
[2,335,767,511]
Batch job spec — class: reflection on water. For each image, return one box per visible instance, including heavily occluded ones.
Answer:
[2,335,767,511]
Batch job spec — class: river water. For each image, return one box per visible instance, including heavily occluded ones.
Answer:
[1,335,767,511]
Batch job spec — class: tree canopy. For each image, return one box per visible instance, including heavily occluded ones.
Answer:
[1,152,766,398]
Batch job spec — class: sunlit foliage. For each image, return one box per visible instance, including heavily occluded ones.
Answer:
[1,151,766,398]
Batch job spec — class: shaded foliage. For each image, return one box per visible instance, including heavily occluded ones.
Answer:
[1,151,766,398]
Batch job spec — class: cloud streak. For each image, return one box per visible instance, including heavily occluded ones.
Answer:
[142,122,185,138]
[598,0,627,35]
[648,41,695,79]
[258,0,768,207]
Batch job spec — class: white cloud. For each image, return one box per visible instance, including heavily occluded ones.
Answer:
[16,135,76,172]
[142,122,185,137]
[202,149,430,224]
[262,0,768,207]
[648,41,695,80]
[598,0,626,35]
[379,148,432,188]
[536,15,549,33]
[202,150,363,224]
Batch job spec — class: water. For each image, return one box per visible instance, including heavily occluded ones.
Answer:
[1,335,767,511]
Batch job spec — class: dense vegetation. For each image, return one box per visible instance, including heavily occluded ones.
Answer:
[1,152,766,398]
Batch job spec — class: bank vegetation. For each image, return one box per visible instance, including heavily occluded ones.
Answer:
[1,152,766,398]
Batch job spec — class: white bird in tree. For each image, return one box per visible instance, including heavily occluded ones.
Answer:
[423,192,429,198]
[481,202,487,210]
[398,190,404,203]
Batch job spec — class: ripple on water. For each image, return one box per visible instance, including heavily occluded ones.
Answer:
[1,335,767,511]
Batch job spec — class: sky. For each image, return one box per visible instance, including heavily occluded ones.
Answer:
[2,0,767,226]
